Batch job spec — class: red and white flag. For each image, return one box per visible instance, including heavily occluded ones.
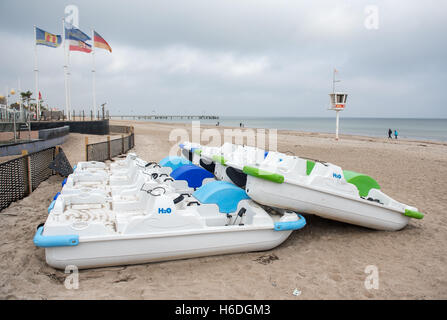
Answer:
[69,39,92,53]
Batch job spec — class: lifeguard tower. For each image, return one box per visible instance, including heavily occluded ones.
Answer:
[328,69,348,140]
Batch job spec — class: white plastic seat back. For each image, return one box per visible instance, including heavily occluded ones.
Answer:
[309,162,334,178]
[262,151,284,167]
[279,157,307,179]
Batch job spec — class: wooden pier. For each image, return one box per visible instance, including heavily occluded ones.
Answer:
[110,115,219,121]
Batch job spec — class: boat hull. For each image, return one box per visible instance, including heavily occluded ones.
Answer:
[245,177,410,231]
[45,228,293,269]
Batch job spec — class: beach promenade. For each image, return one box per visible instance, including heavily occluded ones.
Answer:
[0,120,446,299]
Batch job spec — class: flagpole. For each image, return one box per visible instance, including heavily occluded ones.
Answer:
[92,29,97,120]
[18,78,22,121]
[68,42,72,120]
[34,25,40,121]
[332,68,336,93]
[63,19,69,121]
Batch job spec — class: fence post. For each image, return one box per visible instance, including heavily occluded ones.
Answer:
[121,134,125,154]
[22,149,33,194]
[85,137,89,161]
[53,146,60,175]
[107,136,111,160]
[131,127,135,148]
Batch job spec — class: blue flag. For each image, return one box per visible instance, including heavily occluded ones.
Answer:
[64,22,91,42]
[35,27,62,48]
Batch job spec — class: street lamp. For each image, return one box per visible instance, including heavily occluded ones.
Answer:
[101,102,106,120]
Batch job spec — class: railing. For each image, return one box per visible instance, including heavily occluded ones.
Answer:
[85,126,135,161]
[0,146,58,211]
[1,105,111,123]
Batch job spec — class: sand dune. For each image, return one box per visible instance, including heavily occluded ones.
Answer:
[1,120,446,299]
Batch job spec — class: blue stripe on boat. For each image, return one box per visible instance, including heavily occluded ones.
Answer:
[48,200,56,214]
[274,214,306,231]
[33,226,79,248]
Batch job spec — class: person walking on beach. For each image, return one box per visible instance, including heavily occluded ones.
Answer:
[388,128,392,139]
[394,129,398,139]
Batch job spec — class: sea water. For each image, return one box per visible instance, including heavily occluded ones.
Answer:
[123,116,447,142]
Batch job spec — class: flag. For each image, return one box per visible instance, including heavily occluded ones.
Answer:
[93,31,112,53]
[36,27,62,48]
[38,91,42,100]
[64,22,91,42]
[69,40,92,53]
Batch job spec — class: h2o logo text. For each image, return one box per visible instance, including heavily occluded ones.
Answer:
[333,173,342,179]
[158,208,172,214]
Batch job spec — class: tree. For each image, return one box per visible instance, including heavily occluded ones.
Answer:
[20,90,33,110]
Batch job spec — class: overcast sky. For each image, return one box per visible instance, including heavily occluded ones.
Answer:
[0,0,446,118]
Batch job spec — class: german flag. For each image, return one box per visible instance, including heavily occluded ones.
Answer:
[93,31,112,53]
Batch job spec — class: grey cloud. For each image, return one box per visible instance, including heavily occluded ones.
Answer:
[0,0,446,118]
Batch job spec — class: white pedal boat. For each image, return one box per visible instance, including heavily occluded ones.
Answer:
[62,158,214,204]
[60,169,195,206]
[66,161,172,188]
[180,142,424,231]
[74,153,172,176]
[34,181,306,269]
[242,156,423,231]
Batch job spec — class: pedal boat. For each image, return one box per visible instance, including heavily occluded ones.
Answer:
[34,181,306,269]
[180,142,423,231]
[242,156,423,231]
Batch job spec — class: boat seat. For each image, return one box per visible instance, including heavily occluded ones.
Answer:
[225,167,247,188]
[279,157,307,178]
[200,158,216,174]
[170,164,214,189]
[160,156,191,171]
[193,181,250,213]
[262,151,284,166]
[308,162,332,177]
[343,170,381,197]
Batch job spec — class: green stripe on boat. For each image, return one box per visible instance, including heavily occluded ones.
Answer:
[343,170,381,197]
[243,166,284,183]
[306,160,315,175]
[212,155,227,165]
[194,149,202,155]
[404,209,424,219]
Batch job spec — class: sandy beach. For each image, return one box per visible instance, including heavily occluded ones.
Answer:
[1,119,446,299]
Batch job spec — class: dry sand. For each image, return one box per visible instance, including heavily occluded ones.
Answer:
[1,119,446,299]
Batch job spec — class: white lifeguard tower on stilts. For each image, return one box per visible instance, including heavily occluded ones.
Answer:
[328,68,348,141]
